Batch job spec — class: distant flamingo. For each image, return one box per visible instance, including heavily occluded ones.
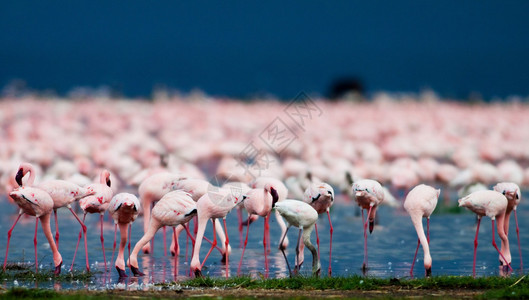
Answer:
[15,162,93,271]
[302,183,334,276]
[190,187,242,278]
[237,184,277,275]
[107,193,141,277]
[493,182,523,272]
[275,200,320,277]
[352,179,384,272]
[128,190,197,277]
[138,172,187,254]
[4,186,62,274]
[458,190,513,277]
[71,170,113,272]
[403,184,439,277]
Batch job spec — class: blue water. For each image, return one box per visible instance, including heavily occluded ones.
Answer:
[1,190,528,290]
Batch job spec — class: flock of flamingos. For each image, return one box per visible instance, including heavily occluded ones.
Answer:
[0,94,528,280]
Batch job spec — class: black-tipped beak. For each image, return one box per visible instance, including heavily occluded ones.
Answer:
[54,261,62,275]
[270,187,279,205]
[130,265,145,277]
[106,178,111,187]
[15,169,24,187]
[116,266,128,278]
[242,195,247,201]
[426,267,432,277]
[194,269,203,278]
[369,220,374,234]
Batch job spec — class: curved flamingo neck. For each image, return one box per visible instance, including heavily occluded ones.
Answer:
[22,163,36,186]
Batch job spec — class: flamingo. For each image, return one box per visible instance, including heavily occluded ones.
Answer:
[458,190,513,277]
[107,193,141,277]
[70,170,113,272]
[302,182,334,276]
[15,162,93,271]
[4,187,62,274]
[352,179,384,272]
[137,172,187,254]
[128,190,197,277]
[275,200,320,277]
[403,184,439,277]
[237,184,277,275]
[493,182,523,272]
[190,187,242,278]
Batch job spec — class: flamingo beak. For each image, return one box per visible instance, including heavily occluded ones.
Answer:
[355,191,362,197]
[15,169,24,187]
[425,267,432,277]
[369,220,374,233]
[54,261,62,275]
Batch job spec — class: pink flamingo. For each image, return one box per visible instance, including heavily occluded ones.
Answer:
[71,170,113,271]
[4,187,62,274]
[15,162,93,271]
[190,187,242,278]
[352,179,384,272]
[458,190,513,277]
[107,193,141,277]
[403,184,439,277]
[493,182,522,272]
[275,200,320,277]
[128,190,197,277]
[138,172,187,254]
[302,182,334,276]
[237,184,278,275]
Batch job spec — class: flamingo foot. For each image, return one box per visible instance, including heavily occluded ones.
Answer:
[426,267,432,277]
[116,266,128,278]
[130,265,144,277]
[54,261,62,276]
[194,269,203,278]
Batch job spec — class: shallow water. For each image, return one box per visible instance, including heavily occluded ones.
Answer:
[0,191,527,290]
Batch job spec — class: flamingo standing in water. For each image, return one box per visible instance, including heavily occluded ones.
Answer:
[190,187,242,278]
[237,184,277,275]
[107,193,141,277]
[403,184,439,277]
[71,170,113,271]
[15,162,93,271]
[4,187,62,274]
[352,179,384,272]
[493,182,523,271]
[302,183,334,276]
[275,200,320,277]
[128,190,197,277]
[458,190,513,277]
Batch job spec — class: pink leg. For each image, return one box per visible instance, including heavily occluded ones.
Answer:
[111,223,117,269]
[263,216,269,272]
[491,219,513,272]
[54,209,59,249]
[223,218,229,278]
[173,227,178,278]
[315,224,320,260]
[237,215,251,275]
[100,214,107,271]
[410,238,420,277]
[201,219,218,268]
[3,213,22,271]
[70,213,86,271]
[362,207,372,272]
[163,226,167,256]
[68,207,89,272]
[327,211,333,276]
[514,210,523,271]
[34,217,39,273]
[128,224,132,261]
[473,217,481,278]
[183,224,196,245]
[237,208,243,248]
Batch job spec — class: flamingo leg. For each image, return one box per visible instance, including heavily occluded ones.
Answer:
[150,202,155,253]
[294,228,302,274]
[173,227,178,279]
[100,214,107,271]
[201,219,218,269]
[70,213,87,271]
[111,223,117,269]
[237,215,252,275]
[163,226,167,256]
[3,212,23,271]
[68,206,89,272]
[185,228,189,262]
[54,209,59,249]
[237,207,243,248]
[362,206,373,272]
[183,224,196,245]
[410,238,420,277]
[34,217,39,273]
[223,218,230,278]
[263,215,269,272]
[327,210,333,276]
[315,224,320,261]
[473,216,481,277]
[279,226,292,277]
[491,219,513,272]
[514,210,523,272]
[128,223,132,261]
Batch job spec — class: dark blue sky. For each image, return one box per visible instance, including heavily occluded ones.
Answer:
[1,1,529,99]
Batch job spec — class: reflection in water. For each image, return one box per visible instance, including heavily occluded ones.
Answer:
[0,192,528,290]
